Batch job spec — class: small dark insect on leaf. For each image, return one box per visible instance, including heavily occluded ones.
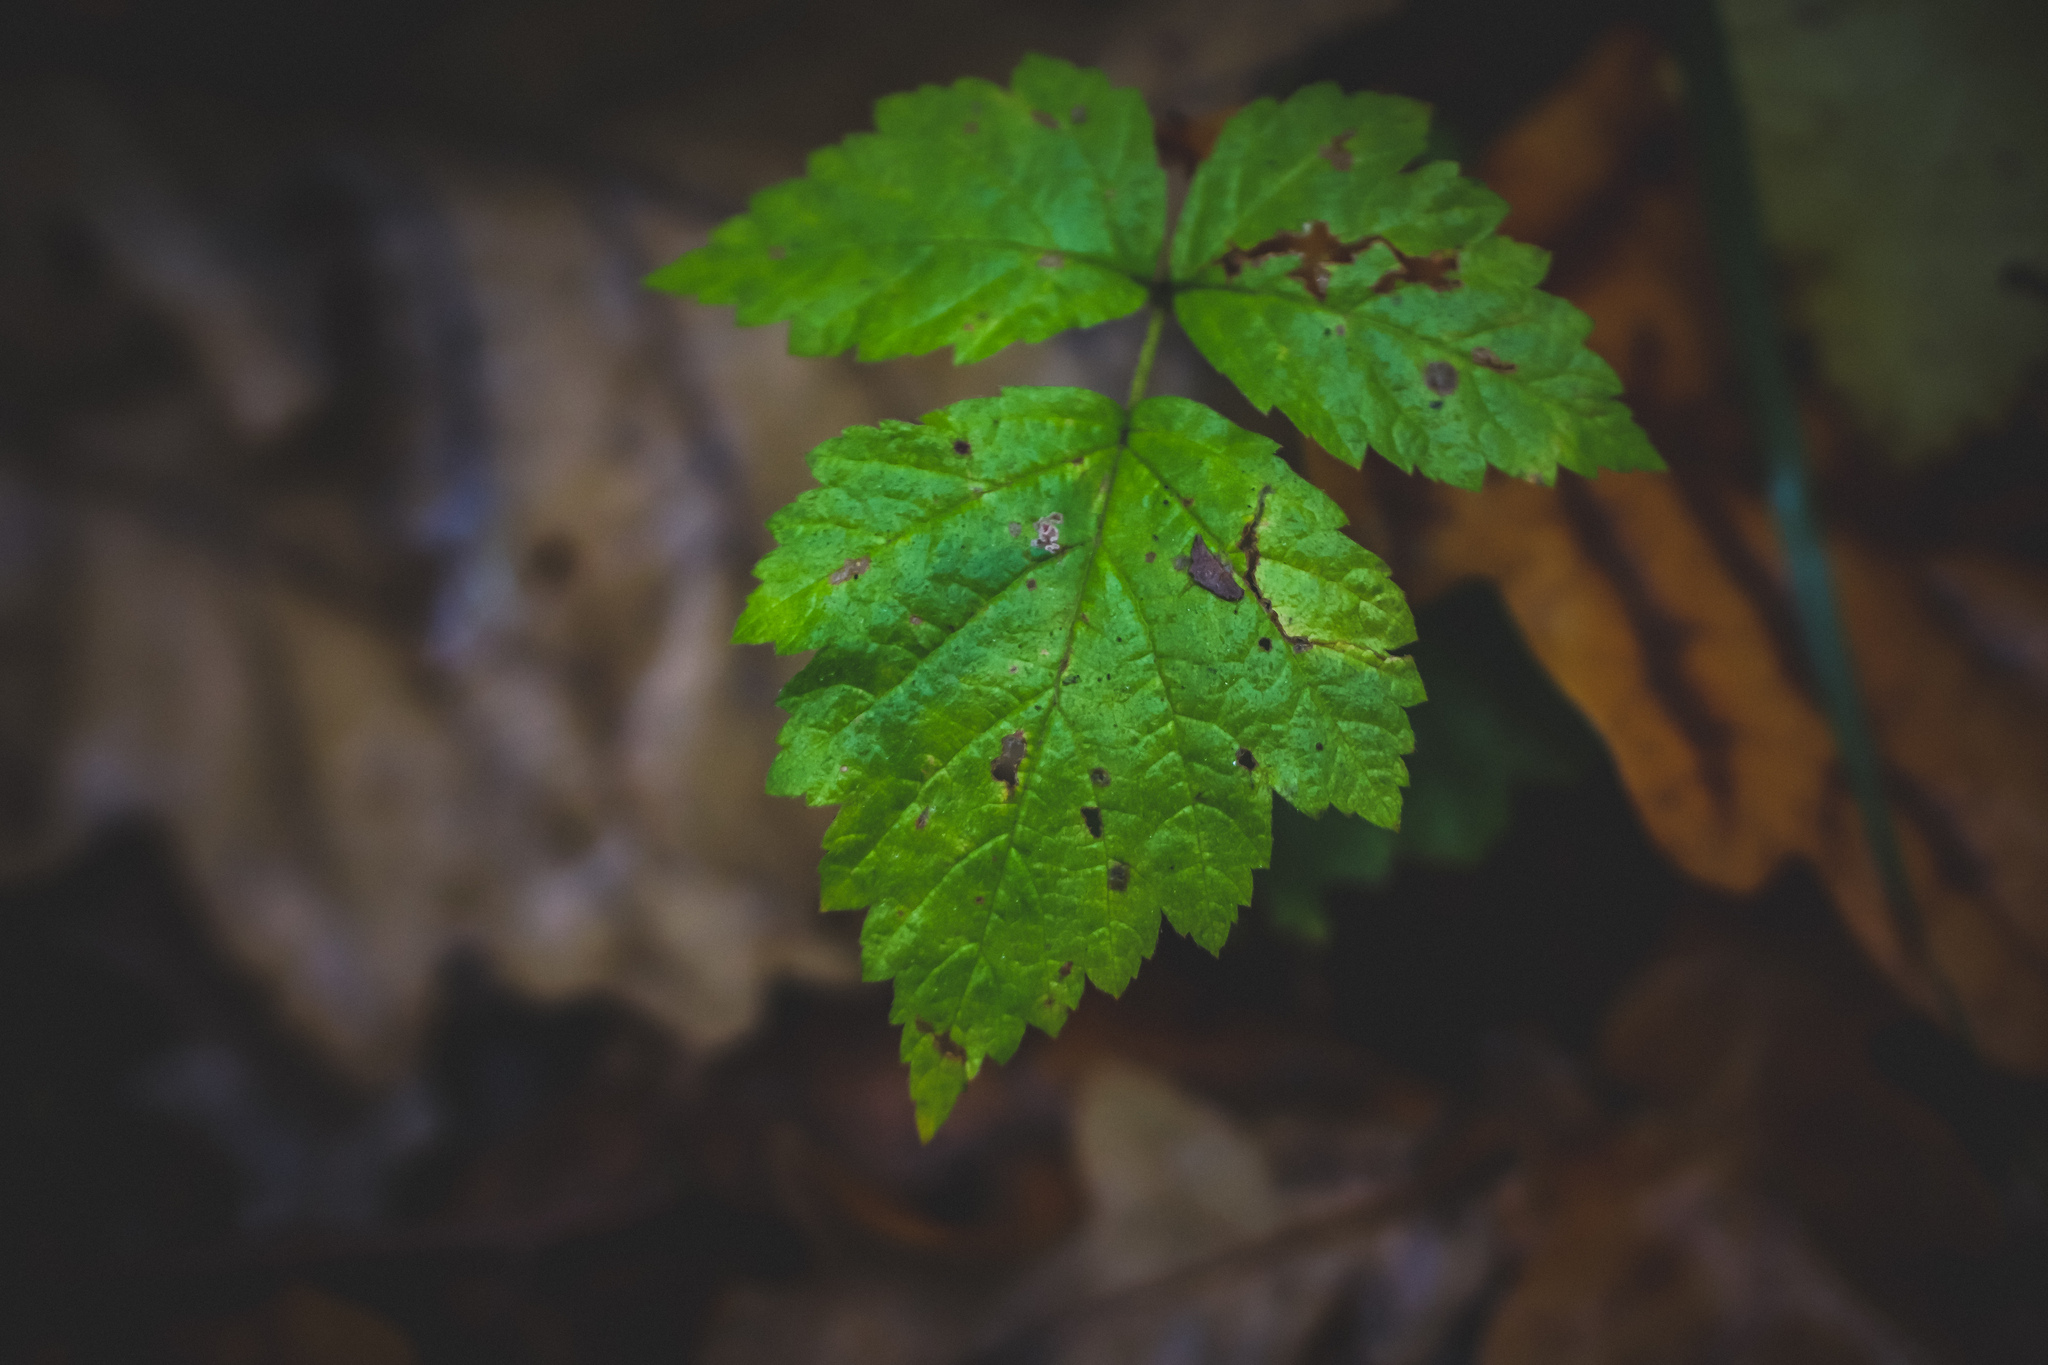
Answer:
[1470,346,1516,372]
[991,729,1027,791]
[829,555,871,585]
[1424,361,1459,395]
[1187,535,1245,601]
[1107,861,1131,892]
[1081,806,1103,838]
[1235,747,1257,770]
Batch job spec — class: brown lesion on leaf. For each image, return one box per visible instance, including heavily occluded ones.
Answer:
[1219,222,1464,305]
[1038,252,1064,270]
[829,556,871,585]
[916,806,932,830]
[1089,767,1110,787]
[1033,110,1059,130]
[1471,346,1517,372]
[1186,534,1245,601]
[915,1019,967,1062]
[1107,861,1130,892]
[990,729,1028,794]
[1318,129,1356,172]
[1424,361,1459,396]
[1239,486,1313,654]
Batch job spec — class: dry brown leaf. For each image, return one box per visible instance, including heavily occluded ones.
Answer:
[1365,23,2048,1074]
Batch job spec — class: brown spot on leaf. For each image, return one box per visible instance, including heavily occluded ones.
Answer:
[829,556,871,585]
[1081,807,1103,838]
[1038,252,1064,269]
[1144,551,1156,563]
[766,245,787,260]
[1318,130,1356,172]
[915,1020,967,1062]
[1033,110,1058,130]
[1107,861,1130,892]
[1425,361,1459,396]
[1472,346,1517,371]
[1070,105,1087,124]
[1188,534,1245,601]
[916,807,932,830]
[1027,578,1037,590]
[1373,246,1462,294]
[953,438,972,455]
[963,121,979,135]
[991,730,1028,792]
[1059,960,1074,978]
[1089,767,1110,787]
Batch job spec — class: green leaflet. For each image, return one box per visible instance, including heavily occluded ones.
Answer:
[645,55,1163,363]
[1170,85,1661,486]
[738,389,1420,1137]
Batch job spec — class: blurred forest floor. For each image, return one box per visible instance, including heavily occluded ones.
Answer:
[1,1,2046,1362]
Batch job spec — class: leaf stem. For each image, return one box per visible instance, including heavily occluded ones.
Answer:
[1667,0,1972,1042]
[1126,304,1167,409]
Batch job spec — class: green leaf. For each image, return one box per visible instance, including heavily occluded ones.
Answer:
[738,388,1421,1136]
[646,54,1164,364]
[1170,85,1661,487]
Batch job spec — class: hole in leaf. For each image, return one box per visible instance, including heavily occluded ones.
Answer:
[991,730,1027,792]
[1081,807,1103,838]
[1258,637,1272,652]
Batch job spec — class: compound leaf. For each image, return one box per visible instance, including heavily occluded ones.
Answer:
[1170,85,1660,486]
[647,54,1163,364]
[737,387,1420,1136]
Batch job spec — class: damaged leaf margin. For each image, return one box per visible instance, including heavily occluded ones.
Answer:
[736,387,1420,1137]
